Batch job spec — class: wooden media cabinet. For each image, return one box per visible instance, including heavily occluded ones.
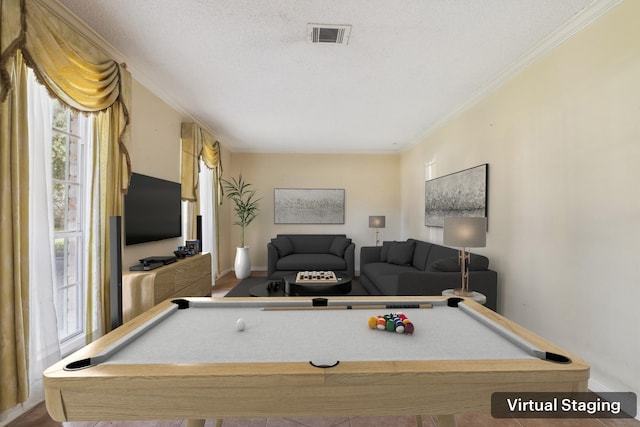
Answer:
[122,252,212,322]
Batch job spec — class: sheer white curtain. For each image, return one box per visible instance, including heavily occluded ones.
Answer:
[25,69,60,408]
[199,159,217,280]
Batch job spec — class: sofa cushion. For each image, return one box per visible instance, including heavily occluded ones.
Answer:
[329,236,351,257]
[425,244,460,268]
[272,236,294,257]
[411,239,432,270]
[428,257,460,272]
[469,254,490,270]
[276,254,347,271]
[372,274,399,295]
[380,241,393,262]
[362,262,418,280]
[286,234,341,254]
[428,255,490,272]
[387,241,415,266]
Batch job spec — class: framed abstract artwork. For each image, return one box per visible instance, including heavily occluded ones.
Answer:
[425,164,488,227]
[274,188,345,224]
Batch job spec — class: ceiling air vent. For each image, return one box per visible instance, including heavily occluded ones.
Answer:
[307,24,352,45]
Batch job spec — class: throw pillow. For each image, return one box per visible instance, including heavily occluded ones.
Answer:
[380,241,393,262]
[387,241,415,266]
[272,236,294,257]
[469,254,490,271]
[329,236,351,257]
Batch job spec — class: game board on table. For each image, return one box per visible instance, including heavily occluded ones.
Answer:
[295,271,338,283]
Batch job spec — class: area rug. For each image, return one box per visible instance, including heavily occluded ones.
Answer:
[224,277,369,297]
[223,277,266,297]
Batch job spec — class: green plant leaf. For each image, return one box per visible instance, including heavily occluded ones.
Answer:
[221,174,261,247]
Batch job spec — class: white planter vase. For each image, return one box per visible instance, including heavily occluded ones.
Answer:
[234,246,251,279]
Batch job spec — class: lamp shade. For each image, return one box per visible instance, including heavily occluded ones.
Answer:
[369,216,386,228]
[443,217,486,248]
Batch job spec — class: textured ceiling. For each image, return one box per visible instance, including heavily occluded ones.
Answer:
[58,0,604,153]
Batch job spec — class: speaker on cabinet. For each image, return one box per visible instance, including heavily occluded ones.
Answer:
[109,216,123,330]
[196,215,202,252]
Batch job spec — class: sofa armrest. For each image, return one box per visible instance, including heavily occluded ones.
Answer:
[396,270,498,311]
[267,243,279,278]
[344,243,355,278]
[359,246,382,273]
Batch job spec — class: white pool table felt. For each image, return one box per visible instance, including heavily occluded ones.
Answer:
[102,300,537,366]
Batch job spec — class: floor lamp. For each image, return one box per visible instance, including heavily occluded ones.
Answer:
[369,216,386,246]
[443,217,487,297]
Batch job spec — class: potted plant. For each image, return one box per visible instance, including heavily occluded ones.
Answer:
[222,174,261,279]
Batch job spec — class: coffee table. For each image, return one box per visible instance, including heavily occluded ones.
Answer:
[250,273,352,297]
[285,272,352,295]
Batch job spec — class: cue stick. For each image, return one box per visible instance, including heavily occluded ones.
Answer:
[262,304,433,311]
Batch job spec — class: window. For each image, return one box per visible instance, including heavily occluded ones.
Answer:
[51,101,91,346]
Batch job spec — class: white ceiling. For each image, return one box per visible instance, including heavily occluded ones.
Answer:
[58,0,607,154]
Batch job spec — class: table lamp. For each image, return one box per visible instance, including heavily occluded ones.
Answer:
[368,216,386,246]
[443,216,487,297]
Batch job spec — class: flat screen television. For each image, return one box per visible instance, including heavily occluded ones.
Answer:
[124,173,181,245]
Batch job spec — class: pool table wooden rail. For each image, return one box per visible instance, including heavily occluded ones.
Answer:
[43,296,589,424]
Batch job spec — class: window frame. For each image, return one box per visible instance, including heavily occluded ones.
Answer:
[50,101,92,353]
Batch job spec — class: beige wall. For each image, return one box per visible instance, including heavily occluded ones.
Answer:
[401,0,639,399]
[223,153,401,271]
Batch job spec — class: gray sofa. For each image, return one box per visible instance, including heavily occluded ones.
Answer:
[268,234,355,280]
[360,239,497,310]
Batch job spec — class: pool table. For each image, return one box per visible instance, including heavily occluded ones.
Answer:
[43,296,589,427]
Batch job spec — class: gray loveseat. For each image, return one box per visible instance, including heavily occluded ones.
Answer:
[360,239,497,310]
[268,234,355,280]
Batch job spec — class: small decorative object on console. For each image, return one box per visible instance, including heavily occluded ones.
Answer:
[185,240,200,254]
[267,281,282,292]
[295,271,338,283]
[174,242,199,259]
[173,248,187,259]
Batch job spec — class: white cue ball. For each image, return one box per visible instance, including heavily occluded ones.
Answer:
[236,318,246,331]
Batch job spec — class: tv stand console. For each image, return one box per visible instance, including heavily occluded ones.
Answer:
[122,252,212,322]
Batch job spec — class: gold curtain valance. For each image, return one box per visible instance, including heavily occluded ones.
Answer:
[201,132,221,171]
[24,0,121,112]
[2,0,121,110]
[203,135,224,206]
[1,0,131,191]
[180,122,223,203]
